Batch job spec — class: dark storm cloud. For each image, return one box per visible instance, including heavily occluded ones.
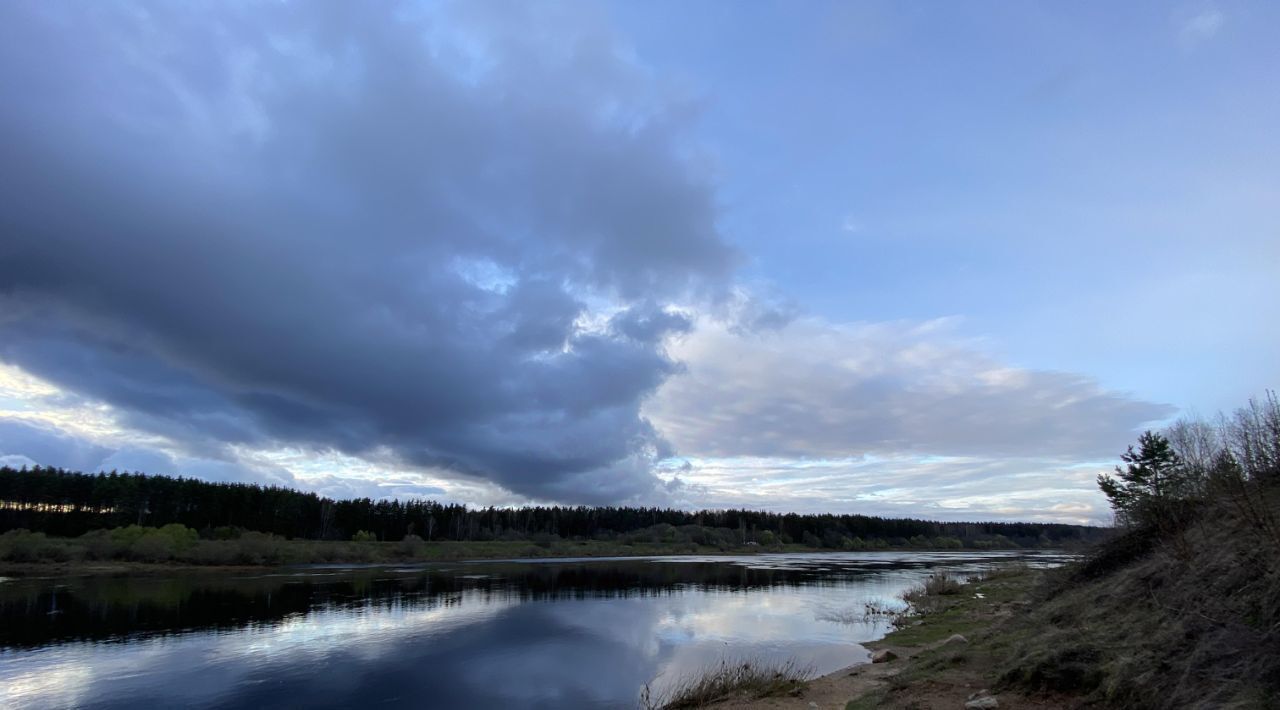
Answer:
[0,2,734,501]
[608,303,693,344]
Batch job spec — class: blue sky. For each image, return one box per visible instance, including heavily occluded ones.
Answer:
[612,0,1279,410]
[0,1,1275,524]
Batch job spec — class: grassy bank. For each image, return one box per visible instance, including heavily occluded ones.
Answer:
[840,511,1279,708]
[841,567,1060,710]
[0,525,1061,577]
[0,531,794,575]
[832,400,1280,709]
[6,527,980,576]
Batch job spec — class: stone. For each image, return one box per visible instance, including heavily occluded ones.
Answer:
[870,649,898,663]
[965,689,998,709]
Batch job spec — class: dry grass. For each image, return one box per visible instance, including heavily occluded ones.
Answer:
[640,658,811,709]
[848,497,1280,709]
[995,496,1280,708]
[900,571,965,616]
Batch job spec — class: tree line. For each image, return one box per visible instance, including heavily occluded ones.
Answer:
[0,465,1101,548]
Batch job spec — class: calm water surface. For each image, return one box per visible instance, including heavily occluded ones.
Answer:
[0,551,1068,709]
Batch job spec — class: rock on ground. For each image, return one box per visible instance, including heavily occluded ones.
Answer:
[964,689,999,708]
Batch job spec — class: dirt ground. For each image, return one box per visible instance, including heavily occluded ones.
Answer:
[713,644,909,710]
[716,645,1075,710]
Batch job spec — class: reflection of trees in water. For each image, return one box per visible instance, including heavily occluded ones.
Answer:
[0,556,1017,648]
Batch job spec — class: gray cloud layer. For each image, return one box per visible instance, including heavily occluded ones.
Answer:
[0,2,734,502]
[0,3,1178,520]
[649,318,1174,461]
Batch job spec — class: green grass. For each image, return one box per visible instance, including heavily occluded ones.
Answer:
[839,566,1045,709]
[1,527,1039,573]
[0,531,800,573]
[881,571,1031,647]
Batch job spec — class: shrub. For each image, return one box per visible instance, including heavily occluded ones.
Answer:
[155,524,199,550]
[130,533,176,562]
[352,530,377,542]
[185,541,239,565]
[398,534,425,556]
[0,529,67,562]
[209,526,244,540]
[79,529,123,560]
[110,524,149,546]
[235,531,286,565]
[85,524,203,563]
[923,572,964,595]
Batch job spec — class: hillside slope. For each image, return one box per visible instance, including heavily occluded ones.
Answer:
[996,496,1279,708]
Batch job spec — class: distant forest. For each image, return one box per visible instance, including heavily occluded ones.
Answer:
[0,466,1102,549]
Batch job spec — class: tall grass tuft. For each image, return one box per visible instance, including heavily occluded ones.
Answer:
[903,571,963,602]
[897,571,966,617]
[640,658,811,709]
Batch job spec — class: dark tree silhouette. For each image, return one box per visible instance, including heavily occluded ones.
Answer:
[0,465,1103,548]
[1097,431,1188,527]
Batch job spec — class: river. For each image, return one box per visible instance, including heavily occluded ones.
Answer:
[0,550,1069,709]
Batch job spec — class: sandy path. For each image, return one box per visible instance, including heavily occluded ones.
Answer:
[715,647,910,710]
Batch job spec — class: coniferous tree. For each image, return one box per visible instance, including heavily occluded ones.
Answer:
[1097,431,1187,527]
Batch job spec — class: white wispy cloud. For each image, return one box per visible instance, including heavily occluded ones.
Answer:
[647,316,1171,461]
[643,314,1172,523]
[1179,8,1225,47]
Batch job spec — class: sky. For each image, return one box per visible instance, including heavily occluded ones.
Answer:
[0,1,1276,525]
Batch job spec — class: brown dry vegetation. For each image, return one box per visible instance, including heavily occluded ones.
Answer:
[835,394,1280,709]
[642,659,812,709]
[835,500,1279,709]
[901,571,964,613]
[994,495,1280,708]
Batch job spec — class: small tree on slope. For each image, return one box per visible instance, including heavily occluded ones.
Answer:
[1097,431,1188,528]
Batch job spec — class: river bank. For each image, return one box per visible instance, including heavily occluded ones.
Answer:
[712,497,1279,709]
[3,551,1057,708]
[700,566,1077,710]
[0,538,753,577]
[0,532,1060,578]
